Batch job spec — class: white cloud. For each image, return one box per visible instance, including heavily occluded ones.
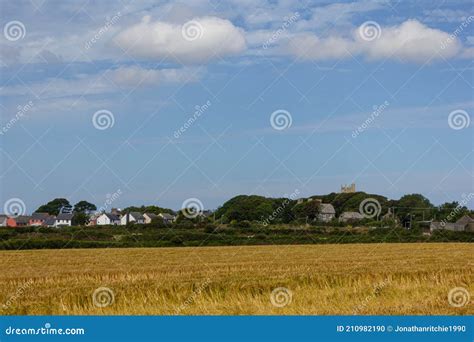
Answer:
[113,16,246,63]
[107,65,201,87]
[0,66,199,98]
[281,19,462,63]
[359,19,461,62]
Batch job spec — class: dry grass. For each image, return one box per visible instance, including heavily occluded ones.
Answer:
[0,243,472,315]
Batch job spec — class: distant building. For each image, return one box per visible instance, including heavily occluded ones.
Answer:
[340,183,356,193]
[339,211,364,223]
[29,212,52,226]
[158,213,175,224]
[96,213,121,226]
[0,215,7,227]
[318,203,336,222]
[7,216,31,227]
[430,216,474,232]
[120,212,145,225]
[55,213,73,227]
[143,213,158,224]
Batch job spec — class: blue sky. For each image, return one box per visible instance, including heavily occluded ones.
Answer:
[0,0,473,213]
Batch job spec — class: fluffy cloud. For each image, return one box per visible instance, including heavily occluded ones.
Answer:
[282,20,462,63]
[113,16,246,63]
[359,20,461,62]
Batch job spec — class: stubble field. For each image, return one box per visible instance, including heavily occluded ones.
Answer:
[0,243,472,315]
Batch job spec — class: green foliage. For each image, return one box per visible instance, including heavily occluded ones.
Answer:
[72,212,89,226]
[437,201,469,222]
[292,201,320,221]
[0,225,472,250]
[215,195,296,223]
[35,198,70,216]
[395,194,434,223]
[122,205,175,215]
[73,200,97,213]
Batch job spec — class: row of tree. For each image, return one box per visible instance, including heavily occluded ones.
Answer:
[214,192,472,225]
[34,192,472,227]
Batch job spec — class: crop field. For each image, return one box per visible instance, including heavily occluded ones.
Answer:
[0,243,472,315]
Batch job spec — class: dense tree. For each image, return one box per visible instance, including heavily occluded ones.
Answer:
[394,194,434,224]
[73,200,97,213]
[72,212,89,226]
[35,198,70,216]
[437,201,469,222]
[215,195,282,222]
[122,205,175,215]
[292,201,320,221]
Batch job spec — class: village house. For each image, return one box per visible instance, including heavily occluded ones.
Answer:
[430,215,474,232]
[158,213,175,224]
[120,212,145,225]
[143,213,158,224]
[87,213,100,226]
[55,213,73,227]
[29,212,53,226]
[318,203,336,222]
[0,214,7,226]
[96,213,121,226]
[6,216,31,227]
[339,211,364,223]
[44,216,56,227]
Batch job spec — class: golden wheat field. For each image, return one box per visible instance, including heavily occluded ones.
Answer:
[0,243,472,315]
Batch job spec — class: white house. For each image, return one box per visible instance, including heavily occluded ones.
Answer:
[55,213,73,227]
[96,213,121,226]
[120,212,145,225]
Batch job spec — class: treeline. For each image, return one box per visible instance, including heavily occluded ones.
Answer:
[214,192,472,225]
[0,225,472,250]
